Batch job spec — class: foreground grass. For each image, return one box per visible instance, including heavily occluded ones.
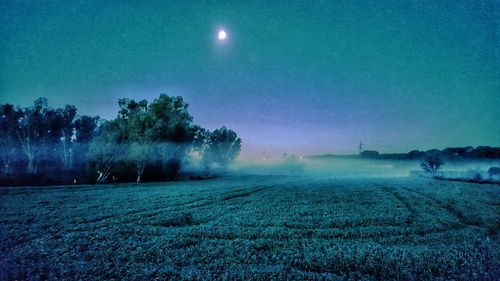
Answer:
[0,176,499,280]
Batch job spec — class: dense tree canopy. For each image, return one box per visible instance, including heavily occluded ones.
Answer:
[197,126,242,171]
[107,95,198,182]
[0,94,242,186]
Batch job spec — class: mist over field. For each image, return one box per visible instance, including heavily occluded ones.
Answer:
[231,157,500,178]
[1,1,499,280]
[1,175,499,280]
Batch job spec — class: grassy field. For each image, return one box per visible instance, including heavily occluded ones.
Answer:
[1,175,499,280]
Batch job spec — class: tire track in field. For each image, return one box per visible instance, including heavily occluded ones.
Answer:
[381,185,489,236]
[115,188,239,218]
[404,188,484,228]
[68,186,272,231]
[221,187,267,201]
[380,186,416,225]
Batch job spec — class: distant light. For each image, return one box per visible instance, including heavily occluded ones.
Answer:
[218,30,227,41]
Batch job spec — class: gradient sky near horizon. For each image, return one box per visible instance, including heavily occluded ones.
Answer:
[1,1,499,158]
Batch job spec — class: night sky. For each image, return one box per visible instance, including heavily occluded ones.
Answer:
[1,1,499,158]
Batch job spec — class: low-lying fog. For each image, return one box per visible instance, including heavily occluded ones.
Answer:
[230,158,500,178]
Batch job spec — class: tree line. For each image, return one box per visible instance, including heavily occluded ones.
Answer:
[0,94,241,186]
[359,147,500,161]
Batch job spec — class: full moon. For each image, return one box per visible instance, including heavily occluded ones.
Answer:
[218,30,227,41]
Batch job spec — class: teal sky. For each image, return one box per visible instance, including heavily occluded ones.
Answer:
[1,1,499,158]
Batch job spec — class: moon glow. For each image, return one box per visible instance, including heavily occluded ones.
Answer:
[218,30,227,41]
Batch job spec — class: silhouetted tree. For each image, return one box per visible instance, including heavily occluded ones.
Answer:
[73,115,99,175]
[16,98,47,174]
[0,104,21,175]
[200,126,241,170]
[59,105,78,170]
[148,94,196,178]
[421,152,444,175]
[359,150,379,159]
[89,120,127,183]
[1,95,241,185]
[488,167,500,178]
[408,150,424,159]
[75,116,99,143]
[113,95,197,182]
[2,98,98,180]
[469,146,500,159]
[117,98,152,182]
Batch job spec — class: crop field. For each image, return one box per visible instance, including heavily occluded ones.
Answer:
[1,175,499,280]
